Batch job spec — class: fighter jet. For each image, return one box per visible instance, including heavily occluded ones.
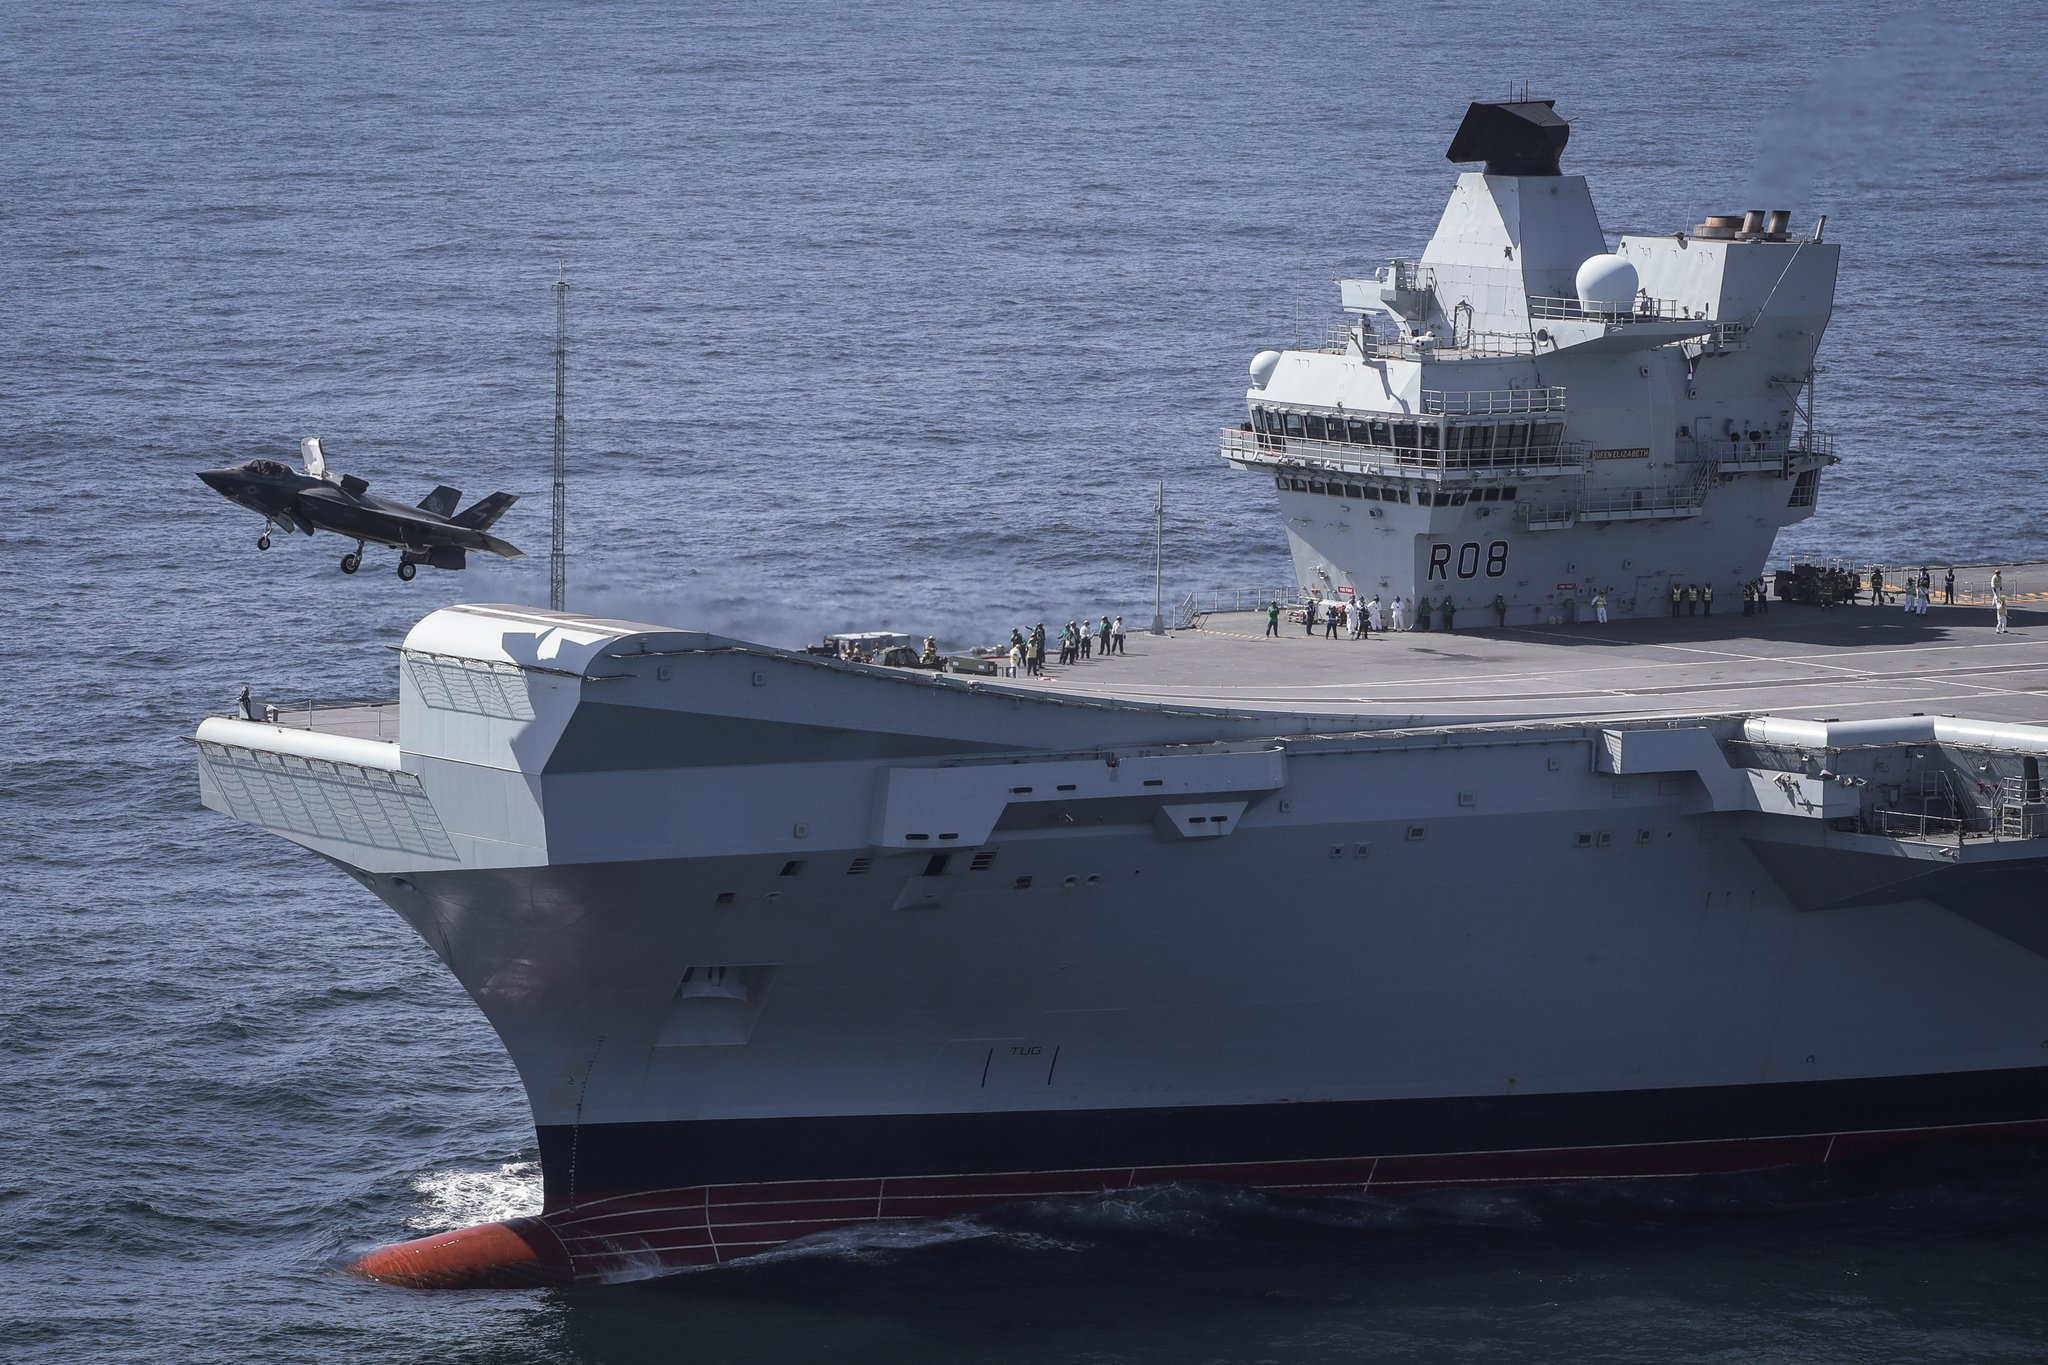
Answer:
[198,438,522,581]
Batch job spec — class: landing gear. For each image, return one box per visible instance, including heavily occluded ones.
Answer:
[340,552,361,575]
[396,560,417,582]
[258,531,272,551]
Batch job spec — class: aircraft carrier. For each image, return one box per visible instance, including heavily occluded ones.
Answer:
[193,101,2048,1288]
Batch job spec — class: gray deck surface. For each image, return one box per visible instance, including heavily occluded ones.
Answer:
[260,570,2048,741]
[1035,599,2048,730]
[262,700,400,741]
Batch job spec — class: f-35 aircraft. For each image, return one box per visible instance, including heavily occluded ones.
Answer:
[198,438,523,580]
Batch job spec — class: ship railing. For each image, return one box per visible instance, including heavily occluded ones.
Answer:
[1382,258,1434,294]
[1516,462,1715,525]
[1221,427,1587,476]
[1421,386,1567,416]
[1991,774,2048,839]
[1705,320,1750,349]
[1174,586,1299,629]
[228,696,400,741]
[1676,432,1835,469]
[1583,463,1715,516]
[1362,331,1538,360]
[1527,292,1688,323]
[1866,769,1977,841]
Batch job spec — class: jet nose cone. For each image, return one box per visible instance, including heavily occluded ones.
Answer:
[197,468,235,493]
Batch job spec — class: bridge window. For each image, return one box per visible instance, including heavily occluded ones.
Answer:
[1392,422,1417,450]
[1274,474,1287,490]
[1284,412,1305,438]
[1344,483,1363,499]
[1308,480,1325,494]
[1498,420,1529,461]
[1289,477,1307,491]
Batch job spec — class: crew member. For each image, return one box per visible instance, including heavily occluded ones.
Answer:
[1265,601,1281,637]
[1592,590,1608,625]
[1671,582,1682,617]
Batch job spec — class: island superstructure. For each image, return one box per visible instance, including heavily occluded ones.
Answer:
[193,101,2048,1290]
[1225,99,1837,620]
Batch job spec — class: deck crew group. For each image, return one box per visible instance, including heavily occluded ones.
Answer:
[1270,564,2017,642]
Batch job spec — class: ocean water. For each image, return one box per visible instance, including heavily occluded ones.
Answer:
[6,1,2048,1361]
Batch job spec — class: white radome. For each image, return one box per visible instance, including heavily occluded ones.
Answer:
[1249,350,1283,387]
[1574,253,1639,311]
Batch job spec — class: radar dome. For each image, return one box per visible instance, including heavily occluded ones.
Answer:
[1249,350,1282,388]
[1575,254,1639,312]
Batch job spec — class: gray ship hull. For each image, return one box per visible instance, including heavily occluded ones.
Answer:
[196,603,2048,1284]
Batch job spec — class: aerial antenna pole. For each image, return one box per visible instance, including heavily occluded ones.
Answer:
[551,264,569,613]
[1150,481,1165,634]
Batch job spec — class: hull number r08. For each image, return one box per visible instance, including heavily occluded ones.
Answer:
[1427,541,1510,581]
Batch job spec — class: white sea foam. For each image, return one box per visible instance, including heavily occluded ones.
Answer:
[402,1158,544,1233]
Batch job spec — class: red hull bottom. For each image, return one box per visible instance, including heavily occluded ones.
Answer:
[348,1116,2048,1289]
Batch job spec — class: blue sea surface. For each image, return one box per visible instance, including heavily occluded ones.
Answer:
[6,1,2048,1361]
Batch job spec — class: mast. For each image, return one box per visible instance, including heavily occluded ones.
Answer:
[1150,481,1165,634]
[551,265,569,613]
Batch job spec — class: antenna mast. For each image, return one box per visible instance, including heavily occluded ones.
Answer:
[1150,482,1165,634]
[551,264,569,613]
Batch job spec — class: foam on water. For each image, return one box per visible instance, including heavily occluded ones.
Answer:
[401,1158,544,1235]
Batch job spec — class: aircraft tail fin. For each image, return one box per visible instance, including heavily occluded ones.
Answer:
[300,436,333,481]
[417,485,462,519]
[453,491,517,531]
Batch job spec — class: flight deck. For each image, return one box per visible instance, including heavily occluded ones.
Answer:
[1028,595,2048,731]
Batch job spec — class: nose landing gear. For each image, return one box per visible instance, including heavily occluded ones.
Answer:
[340,550,362,574]
[397,560,417,582]
[258,530,272,551]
